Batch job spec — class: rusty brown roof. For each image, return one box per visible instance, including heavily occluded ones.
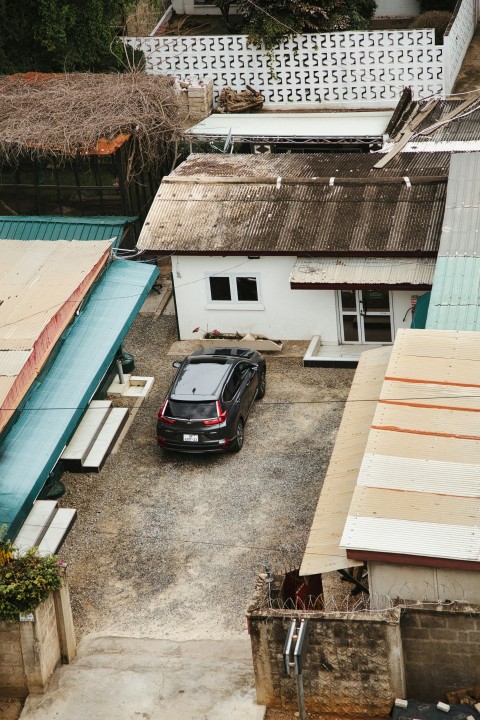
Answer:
[138,153,449,255]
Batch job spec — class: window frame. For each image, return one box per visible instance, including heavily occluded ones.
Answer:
[205,272,263,309]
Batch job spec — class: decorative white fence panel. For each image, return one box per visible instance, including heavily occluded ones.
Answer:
[127,30,444,107]
[443,0,476,94]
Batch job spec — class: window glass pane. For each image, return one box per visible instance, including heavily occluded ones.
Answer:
[342,315,359,342]
[167,400,216,419]
[363,290,390,313]
[236,276,258,301]
[341,290,356,310]
[364,317,392,343]
[210,276,231,301]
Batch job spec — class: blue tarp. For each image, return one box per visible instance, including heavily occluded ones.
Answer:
[0,259,158,538]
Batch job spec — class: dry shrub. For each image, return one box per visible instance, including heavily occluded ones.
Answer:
[410,11,452,44]
[0,71,182,177]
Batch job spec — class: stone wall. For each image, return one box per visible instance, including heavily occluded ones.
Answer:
[248,578,480,715]
[402,606,480,702]
[248,580,405,716]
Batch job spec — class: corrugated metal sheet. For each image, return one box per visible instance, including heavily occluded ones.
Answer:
[426,154,480,331]
[290,257,435,287]
[0,259,158,539]
[340,327,480,565]
[402,99,480,144]
[172,152,450,178]
[0,216,135,247]
[187,111,392,139]
[139,154,447,254]
[299,345,392,577]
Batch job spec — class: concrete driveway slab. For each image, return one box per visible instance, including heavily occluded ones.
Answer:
[20,636,264,720]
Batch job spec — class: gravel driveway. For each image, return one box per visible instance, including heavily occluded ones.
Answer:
[59,312,353,642]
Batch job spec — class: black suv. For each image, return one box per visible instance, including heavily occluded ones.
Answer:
[156,347,266,453]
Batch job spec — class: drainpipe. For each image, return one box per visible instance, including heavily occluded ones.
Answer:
[116,358,125,385]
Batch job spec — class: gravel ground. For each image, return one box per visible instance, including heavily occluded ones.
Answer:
[58,311,353,642]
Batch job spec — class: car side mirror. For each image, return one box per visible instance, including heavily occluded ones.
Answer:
[172,360,182,368]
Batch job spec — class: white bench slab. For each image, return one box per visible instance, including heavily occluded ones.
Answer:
[14,500,59,552]
[38,508,77,556]
[61,400,112,466]
[82,407,129,472]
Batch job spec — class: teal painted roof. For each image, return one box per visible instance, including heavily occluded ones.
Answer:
[426,154,480,331]
[0,259,158,539]
[0,216,136,247]
[427,256,480,331]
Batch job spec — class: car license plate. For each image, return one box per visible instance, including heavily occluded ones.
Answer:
[183,434,199,442]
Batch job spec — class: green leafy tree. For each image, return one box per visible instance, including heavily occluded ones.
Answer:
[0,0,138,74]
[237,0,377,51]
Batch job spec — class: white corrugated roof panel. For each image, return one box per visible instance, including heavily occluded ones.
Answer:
[290,257,435,288]
[300,345,392,577]
[186,111,392,140]
[341,328,480,566]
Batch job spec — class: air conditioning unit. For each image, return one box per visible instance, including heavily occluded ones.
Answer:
[252,143,272,154]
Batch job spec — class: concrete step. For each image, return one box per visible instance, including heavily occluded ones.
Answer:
[61,400,112,470]
[81,408,129,473]
[38,508,77,556]
[14,500,59,551]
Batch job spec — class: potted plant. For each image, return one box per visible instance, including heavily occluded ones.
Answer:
[193,327,283,351]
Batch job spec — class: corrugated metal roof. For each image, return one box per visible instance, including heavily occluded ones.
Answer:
[139,154,447,254]
[340,327,480,565]
[172,152,450,178]
[426,153,480,331]
[187,111,392,140]
[392,98,480,149]
[0,259,158,539]
[290,257,435,288]
[0,240,112,430]
[0,216,135,247]
[300,345,392,577]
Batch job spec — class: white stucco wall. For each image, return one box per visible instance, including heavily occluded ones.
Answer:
[172,256,428,342]
[369,562,480,607]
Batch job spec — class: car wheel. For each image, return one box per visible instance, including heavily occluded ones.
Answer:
[229,418,244,452]
[256,369,266,399]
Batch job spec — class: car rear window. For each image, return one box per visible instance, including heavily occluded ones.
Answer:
[166,400,217,420]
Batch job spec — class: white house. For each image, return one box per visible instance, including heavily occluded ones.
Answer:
[138,151,448,364]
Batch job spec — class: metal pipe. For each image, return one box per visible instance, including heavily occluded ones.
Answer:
[116,358,125,385]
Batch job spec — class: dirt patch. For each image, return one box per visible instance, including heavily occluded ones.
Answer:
[57,312,353,643]
[0,699,23,720]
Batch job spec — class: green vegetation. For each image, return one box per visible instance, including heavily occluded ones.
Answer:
[236,0,377,51]
[0,0,138,73]
[410,10,452,43]
[0,526,63,622]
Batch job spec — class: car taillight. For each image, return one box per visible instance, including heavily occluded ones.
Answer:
[203,400,227,426]
[157,399,176,424]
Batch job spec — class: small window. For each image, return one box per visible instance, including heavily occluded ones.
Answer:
[236,276,258,301]
[210,276,231,301]
[223,367,243,401]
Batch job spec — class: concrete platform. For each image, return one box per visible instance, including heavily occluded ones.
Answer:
[20,636,265,720]
[167,339,309,358]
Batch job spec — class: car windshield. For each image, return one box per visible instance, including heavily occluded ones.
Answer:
[166,400,217,420]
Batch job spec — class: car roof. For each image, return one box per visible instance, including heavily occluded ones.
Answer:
[171,357,233,400]
[189,347,258,360]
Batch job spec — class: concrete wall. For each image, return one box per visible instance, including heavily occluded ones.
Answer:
[172,255,426,342]
[402,606,480,701]
[369,562,480,608]
[0,577,76,699]
[248,577,480,713]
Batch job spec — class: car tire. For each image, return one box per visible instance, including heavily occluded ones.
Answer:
[256,369,266,399]
[229,418,244,452]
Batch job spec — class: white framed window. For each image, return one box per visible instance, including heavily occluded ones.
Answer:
[205,272,263,308]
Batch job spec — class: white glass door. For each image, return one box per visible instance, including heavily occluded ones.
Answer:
[339,290,393,344]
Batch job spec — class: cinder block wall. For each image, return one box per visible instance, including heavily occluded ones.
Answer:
[0,621,26,697]
[248,581,405,716]
[402,606,480,701]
